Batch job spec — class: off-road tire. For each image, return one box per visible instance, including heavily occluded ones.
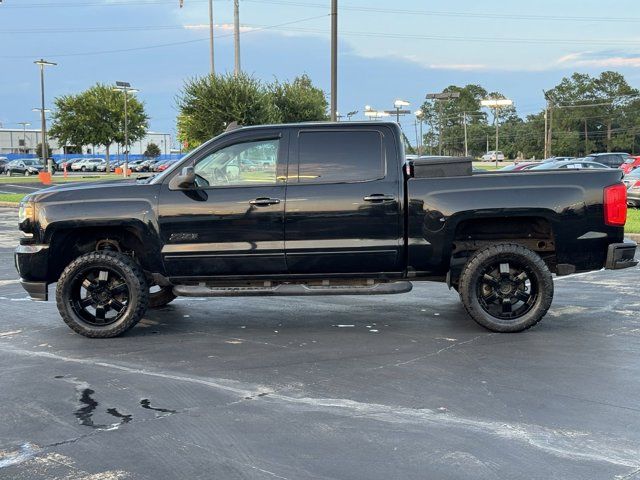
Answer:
[148,286,177,308]
[459,243,553,333]
[56,251,149,338]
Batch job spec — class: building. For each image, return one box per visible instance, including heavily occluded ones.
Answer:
[0,127,174,157]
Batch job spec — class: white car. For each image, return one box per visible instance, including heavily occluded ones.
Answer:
[481,151,505,161]
[70,158,105,172]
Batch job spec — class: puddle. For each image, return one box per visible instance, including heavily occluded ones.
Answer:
[140,399,177,417]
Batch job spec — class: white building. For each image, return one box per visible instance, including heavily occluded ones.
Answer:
[0,128,173,156]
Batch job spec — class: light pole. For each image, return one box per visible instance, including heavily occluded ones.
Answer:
[387,99,410,124]
[481,98,513,166]
[17,122,31,154]
[414,110,424,156]
[330,0,338,121]
[426,91,460,156]
[34,59,57,173]
[346,110,358,121]
[234,0,241,76]
[113,81,139,178]
[364,106,389,121]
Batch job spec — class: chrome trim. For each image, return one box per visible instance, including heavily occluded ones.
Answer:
[15,244,49,254]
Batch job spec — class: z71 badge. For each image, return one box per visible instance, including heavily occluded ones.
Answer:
[169,232,199,242]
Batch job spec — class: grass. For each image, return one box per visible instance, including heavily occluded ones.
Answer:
[626,208,640,234]
[0,193,26,203]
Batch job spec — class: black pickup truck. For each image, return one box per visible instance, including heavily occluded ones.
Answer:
[15,122,637,337]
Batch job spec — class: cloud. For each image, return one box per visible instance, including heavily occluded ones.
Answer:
[556,50,640,68]
[428,63,487,71]
[183,23,256,33]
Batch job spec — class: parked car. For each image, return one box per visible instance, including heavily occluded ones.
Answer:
[481,151,505,161]
[499,162,540,171]
[0,157,8,174]
[5,158,44,176]
[540,156,575,164]
[585,153,630,169]
[71,158,106,172]
[621,155,640,174]
[14,121,637,338]
[529,159,609,170]
[623,168,640,207]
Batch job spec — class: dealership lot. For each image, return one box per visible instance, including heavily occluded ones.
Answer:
[0,206,639,479]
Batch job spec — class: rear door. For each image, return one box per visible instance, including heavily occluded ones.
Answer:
[284,125,403,275]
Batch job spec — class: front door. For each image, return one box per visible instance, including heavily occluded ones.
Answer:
[158,130,288,279]
[284,126,403,274]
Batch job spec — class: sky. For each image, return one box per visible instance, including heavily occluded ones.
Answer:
[2,0,640,146]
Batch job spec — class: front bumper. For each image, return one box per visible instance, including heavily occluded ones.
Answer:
[15,243,50,301]
[605,240,638,270]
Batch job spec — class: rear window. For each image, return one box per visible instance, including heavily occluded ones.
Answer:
[297,130,384,183]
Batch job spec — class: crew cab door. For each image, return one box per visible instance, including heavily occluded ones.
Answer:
[157,129,288,278]
[284,126,403,274]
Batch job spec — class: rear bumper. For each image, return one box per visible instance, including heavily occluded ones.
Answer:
[605,240,638,270]
[15,244,50,301]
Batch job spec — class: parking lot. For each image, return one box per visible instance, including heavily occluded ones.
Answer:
[0,205,639,479]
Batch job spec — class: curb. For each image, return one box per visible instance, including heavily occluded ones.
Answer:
[626,233,640,243]
[0,202,19,208]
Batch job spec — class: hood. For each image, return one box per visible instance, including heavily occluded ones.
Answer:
[23,178,157,204]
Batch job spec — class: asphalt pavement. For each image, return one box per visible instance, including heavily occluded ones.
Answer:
[0,206,639,480]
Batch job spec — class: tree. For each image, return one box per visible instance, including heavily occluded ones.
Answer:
[35,142,53,162]
[177,73,279,149]
[144,142,161,159]
[271,74,328,123]
[49,83,148,172]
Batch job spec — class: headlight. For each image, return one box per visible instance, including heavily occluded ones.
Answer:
[18,201,35,228]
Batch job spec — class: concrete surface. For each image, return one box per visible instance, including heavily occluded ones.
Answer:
[0,206,639,480]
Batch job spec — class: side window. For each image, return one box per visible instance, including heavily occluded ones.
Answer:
[297,130,384,183]
[194,138,280,187]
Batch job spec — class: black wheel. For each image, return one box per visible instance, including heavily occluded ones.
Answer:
[148,285,176,308]
[81,166,86,172]
[56,251,149,338]
[458,243,553,333]
[24,170,30,176]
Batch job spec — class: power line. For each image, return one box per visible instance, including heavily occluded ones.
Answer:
[0,14,329,59]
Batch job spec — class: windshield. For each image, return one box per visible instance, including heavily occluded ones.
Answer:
[23,159,40,166]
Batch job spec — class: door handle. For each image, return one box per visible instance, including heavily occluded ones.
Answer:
[249,197,281,206]
[363,194,395,202]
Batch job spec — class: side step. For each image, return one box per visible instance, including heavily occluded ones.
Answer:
[173,281,413,297]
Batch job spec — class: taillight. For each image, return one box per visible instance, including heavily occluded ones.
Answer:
[604,184,627,226]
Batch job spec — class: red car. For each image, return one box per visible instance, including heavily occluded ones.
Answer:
[621,156,640,174]
[499,162,540,172]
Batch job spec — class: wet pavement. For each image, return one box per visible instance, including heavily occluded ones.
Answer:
[0,206,639,479]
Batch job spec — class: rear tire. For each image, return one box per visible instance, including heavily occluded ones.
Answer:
[148,285,176,308]
[458,243,553,333]
[56,251,149,338]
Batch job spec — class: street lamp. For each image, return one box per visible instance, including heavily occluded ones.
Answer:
[385,99,410,124]
[113,81,139,178]
[364,106,390,121]
[34,59,57,173]
[426,91,460,155]
[481,98,513,166]
[414,110,424,156]
[346,110,358,121]
[17,122,31,154]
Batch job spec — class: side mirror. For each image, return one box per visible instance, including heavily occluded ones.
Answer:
[169,166,196,190]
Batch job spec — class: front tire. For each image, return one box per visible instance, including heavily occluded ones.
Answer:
[458,243,553,333]
[56,251,149,338]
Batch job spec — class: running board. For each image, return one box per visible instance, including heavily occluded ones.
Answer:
[173,281,413,297]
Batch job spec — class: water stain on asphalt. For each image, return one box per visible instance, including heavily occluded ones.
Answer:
[75,388,131,429]
[140,398,177,417]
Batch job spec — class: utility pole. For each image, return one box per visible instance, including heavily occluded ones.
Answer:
[544,103,548,158]
[330,0,338,121]
[584,118,588,155]
[414,110,424,156]
[208,0,215,74]
[462,112,468,157]
[34,59,57,174]
[233,0,241,76]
